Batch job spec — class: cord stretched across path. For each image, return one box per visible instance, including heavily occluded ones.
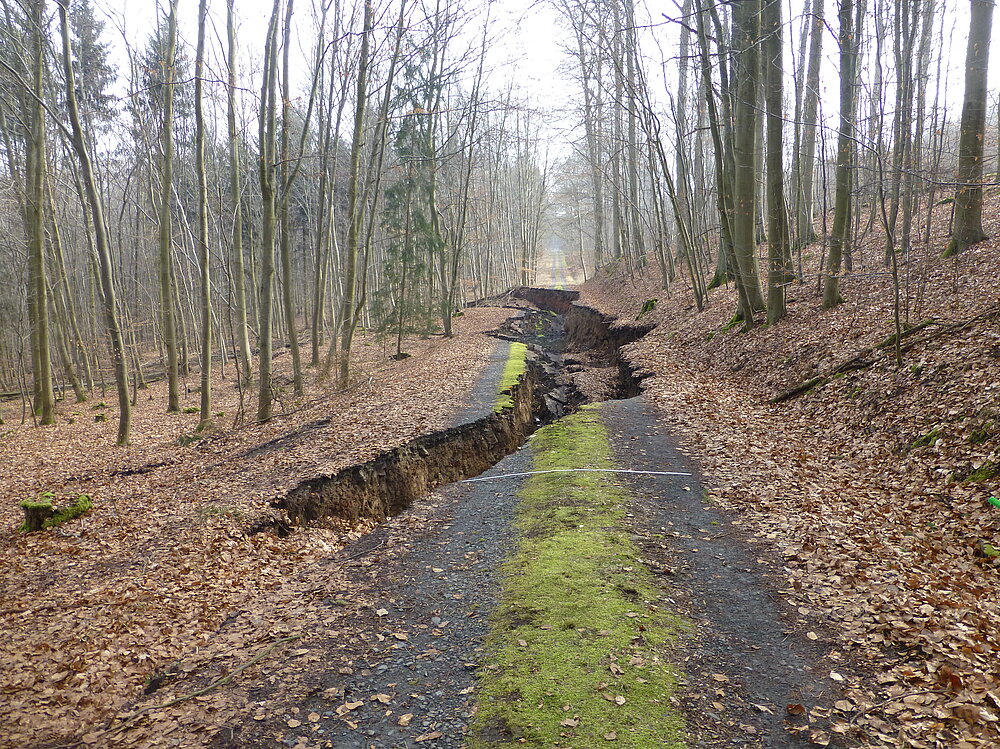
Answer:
[459,468,692,483]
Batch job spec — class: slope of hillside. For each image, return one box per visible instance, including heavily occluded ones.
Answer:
[579,203,1000,747]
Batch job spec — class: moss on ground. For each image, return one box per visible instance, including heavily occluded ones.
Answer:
[471,407,687,748]
[912,427,943,449]
[964,461,1000,483]
[495,342,529,412]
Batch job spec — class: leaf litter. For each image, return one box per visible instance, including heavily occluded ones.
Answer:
[579,195,1000,748]
[0,307,512,749]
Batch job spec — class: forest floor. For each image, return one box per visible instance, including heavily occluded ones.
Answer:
[0,306,516,749]
[7,194,1000,749]
[576,192,1000,748]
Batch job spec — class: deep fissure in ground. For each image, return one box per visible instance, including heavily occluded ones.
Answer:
[273,288,653,528]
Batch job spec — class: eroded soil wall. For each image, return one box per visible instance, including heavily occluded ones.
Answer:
[514,287,654,397]
[277,365,541,524]
[278,290,657,527]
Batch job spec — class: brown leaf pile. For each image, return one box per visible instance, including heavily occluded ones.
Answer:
[0,307,511,749]
[579,193,1000,748]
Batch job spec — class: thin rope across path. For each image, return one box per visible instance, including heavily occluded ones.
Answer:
[459,468,692,483]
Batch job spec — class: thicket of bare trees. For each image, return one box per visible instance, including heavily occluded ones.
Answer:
[0,0,549,441]
[1,0,997,441]
[553,0,996,329]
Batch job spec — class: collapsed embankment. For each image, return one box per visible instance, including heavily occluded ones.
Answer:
[277,362,542,524]
[514,287,655,398]
[275,289,658,527]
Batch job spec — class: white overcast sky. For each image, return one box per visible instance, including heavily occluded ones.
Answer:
[85,0,1000,159]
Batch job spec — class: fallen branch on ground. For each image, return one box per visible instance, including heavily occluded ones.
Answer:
[771,309,1000,404]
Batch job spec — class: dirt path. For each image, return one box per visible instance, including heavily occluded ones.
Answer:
[214,410,858,747]
[215,452,529,748]
[209,342,529,749]
[116,296,868,748]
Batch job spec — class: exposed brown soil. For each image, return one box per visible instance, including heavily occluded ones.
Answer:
[278,362,540,524]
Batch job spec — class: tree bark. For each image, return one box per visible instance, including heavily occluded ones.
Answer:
[58,0,132,444]
[226,0,252,386]
[945,0,995,256]
[257,0,281,421]
[731,0,765,323]
[822,0,861,309]
[337,0,373,388]
[793,0,823,250]
[764,0,791,324]
[279,0,304,396]
[194,0,213,431]
[26,0,54,424]
[158,0,180,412]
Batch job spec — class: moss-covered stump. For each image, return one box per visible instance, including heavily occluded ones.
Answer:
[20,498,55,532]
[19,494,92,532]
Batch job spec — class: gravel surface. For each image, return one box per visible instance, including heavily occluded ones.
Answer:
[278,446,527,749]
[600,396,856,748]
[206,299,865,749]
[453,339,511,424]
[213,345,530,749]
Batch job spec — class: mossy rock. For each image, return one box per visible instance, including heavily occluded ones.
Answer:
[635,298,658,320]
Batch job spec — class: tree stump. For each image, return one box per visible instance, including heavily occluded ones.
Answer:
[21,501,54,532]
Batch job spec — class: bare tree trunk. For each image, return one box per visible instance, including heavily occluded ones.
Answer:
[26,0,54,424]
[194,0,213,431]
[337,0,373,388]
[279,0,304,396]
[731,0,765,323]
[764,0,791,324]
[158,0,180,412]
[257,0,281,421]
[58,0,131,444]
[226,0,252,385]
[822,0,862,308]
[793,0,823,250]
[945,0,995,256]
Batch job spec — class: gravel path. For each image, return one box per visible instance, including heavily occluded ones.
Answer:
[289,447,526,748]
[453,339,511,424]
[600,396,855,748]
[208,310,862,749]
[213,342,529,749]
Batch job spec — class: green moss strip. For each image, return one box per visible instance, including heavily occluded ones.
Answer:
[471,407,687,748]
[495,342,529,412]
